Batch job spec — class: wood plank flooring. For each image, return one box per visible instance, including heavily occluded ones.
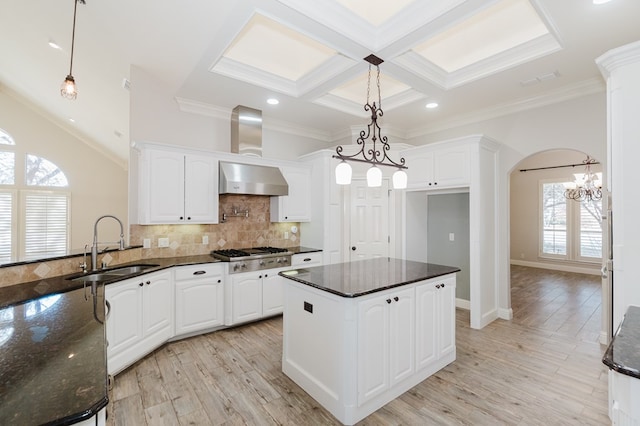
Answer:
[107,266,609,425]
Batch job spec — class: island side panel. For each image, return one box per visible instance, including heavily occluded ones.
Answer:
[282,280,355,417]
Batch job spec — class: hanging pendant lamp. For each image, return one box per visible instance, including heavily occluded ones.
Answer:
[333,54,408,189]
[60,0,86,100]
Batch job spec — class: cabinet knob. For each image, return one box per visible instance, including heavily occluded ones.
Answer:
[187,217,191,220]
[386,299,392,304]
[441,283,445,288]
[436,284,441,289]
[217,279,221,283]
[138,282,143,287]
[394,296,399,302]
[351,246,356,251]
[259,275,262,279]
[434,182,438,185]
[265,273,268,277]
[146,280,151,285]
[179,216,184,220]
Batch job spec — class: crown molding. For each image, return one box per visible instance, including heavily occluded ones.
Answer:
[596,39,640,78]
[407,77,605,138]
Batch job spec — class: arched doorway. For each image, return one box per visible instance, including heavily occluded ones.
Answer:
[507,149,608,343]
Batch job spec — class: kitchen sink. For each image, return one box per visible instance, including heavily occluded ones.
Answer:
[106,264,159,275]
[68,264,159,282]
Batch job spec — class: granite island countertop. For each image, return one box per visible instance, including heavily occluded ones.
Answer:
[603,305,640,379]
[279,257,460,297]
[0,253,222,425]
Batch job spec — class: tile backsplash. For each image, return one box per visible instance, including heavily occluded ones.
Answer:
[0,194,300,287]
[131,194,300,258]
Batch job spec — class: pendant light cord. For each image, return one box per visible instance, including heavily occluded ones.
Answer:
[68,0,85,75]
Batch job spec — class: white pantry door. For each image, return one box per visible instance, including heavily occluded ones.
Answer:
[350,179,389,261]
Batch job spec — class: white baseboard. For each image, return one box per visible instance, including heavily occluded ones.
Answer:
[510,259,600,276]
[456,298,470,310]
[600,331,609,345]
[498,308,513,320]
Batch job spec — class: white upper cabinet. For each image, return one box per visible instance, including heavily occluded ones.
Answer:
[404,144,470,189]
[139,147,218,224]
[270,166,311,222]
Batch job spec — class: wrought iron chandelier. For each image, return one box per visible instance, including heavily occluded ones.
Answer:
[60,0,86,100]
[564,156,603,202]
[333,55,408,189]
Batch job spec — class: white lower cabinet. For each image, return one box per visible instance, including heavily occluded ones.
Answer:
[358,287,415,405]
[415,275,456,370]
[230,268,287,324]
[105,270,173,375]
[292,251,323,268]
[174,263,224,336]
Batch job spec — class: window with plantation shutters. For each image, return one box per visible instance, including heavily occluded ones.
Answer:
[0,191,16,263]
[539,179,602,263]
[0,128,70,263]
[21,191,70,261]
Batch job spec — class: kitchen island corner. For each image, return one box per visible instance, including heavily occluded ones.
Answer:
[279,257,460,425]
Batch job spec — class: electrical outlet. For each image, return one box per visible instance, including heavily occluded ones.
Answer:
[284,231,289,239]
[202,235,209,245]
[158,237,169,248]
[143,238,151,249]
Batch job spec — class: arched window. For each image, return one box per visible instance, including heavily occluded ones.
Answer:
[0,128,70,263]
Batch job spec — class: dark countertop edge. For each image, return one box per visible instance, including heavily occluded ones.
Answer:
[0,254,222,308]
[279,268,460,298]
[602,306,640,380]
[602,354,640,379]
[45,397,109,426]
[288,246,322,255]
[0,246,144,269]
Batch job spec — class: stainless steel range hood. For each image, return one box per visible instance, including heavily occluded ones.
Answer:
[219,161,288,196]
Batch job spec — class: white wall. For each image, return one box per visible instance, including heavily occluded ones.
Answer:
[0,89,128,255]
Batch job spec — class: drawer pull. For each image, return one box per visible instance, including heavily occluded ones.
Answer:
[303,258,312,262]
[193,270,207,275]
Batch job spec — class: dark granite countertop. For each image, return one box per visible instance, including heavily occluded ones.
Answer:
[603,305,640,379]
[279,257,460,298]
[0,285,108,425]
[287,246,322,255]
[0,253,221,425]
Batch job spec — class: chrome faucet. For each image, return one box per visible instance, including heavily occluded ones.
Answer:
[91,215,126,271]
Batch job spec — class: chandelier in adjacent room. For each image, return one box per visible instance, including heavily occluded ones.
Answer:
[333,55,408,189]
[60,0,86,100]
[564,156,603,202]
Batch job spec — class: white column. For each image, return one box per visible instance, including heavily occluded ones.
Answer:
[597,40,640,329]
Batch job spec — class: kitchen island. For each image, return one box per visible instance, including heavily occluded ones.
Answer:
[279,258,460,425]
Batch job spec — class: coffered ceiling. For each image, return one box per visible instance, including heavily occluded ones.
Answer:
[1,0,639,165]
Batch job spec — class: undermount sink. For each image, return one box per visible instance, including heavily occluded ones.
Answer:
[106,264,159,276]
[68,264,160,283]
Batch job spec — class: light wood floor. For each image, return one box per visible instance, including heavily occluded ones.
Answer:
[107,266,609,425]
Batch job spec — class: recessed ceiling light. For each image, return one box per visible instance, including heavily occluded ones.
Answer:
[48,40,61,50]
[267,98,279,105]
[68,118,75,123]
[425,102,439,109]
